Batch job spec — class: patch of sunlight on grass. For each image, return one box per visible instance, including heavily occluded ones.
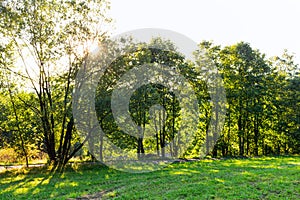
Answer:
[0,175,25,184]
[55,181,79,188]
[220,163,231,167]
[27,179,43,187]
[11,177,46,195]
[172,171,186,175]
[202,159,213,163]
[103,190,117,198]
[287,161,300,166]
[105,174,110,179]
[241,171,252,175]
[258,157,274,161]
[230,160,245,165]
[71,163,80,172]
[14,187,29,195]
[31,188,41,195]
[209,169,219,173]
[40,178,50,185]
[185,169,201,174]
[1,186,14,194]
[169,168,201,175]
[215,178,225,183]
[107,160,173,172]
[0,176,31,193]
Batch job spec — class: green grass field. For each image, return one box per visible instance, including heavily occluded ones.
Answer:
[0,156,299,199]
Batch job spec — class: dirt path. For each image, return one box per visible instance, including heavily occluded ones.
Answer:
[0,163,45,172]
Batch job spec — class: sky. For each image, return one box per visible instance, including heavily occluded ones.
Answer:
[109,0,300,64]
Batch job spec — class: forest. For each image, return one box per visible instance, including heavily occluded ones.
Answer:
[0,0,299,171]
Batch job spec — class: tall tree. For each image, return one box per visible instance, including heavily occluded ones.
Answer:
[0,0,111,169]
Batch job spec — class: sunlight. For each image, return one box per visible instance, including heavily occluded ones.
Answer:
[76,40,99,56]
[86,40,99,53]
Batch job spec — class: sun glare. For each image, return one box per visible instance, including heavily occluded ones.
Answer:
[77,40,99,55]
[86,40,99,53]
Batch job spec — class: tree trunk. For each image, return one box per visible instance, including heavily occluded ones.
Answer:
[205,108,210,155]
[238,114,244,156]
[254,114,259,156]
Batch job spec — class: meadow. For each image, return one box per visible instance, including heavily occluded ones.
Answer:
[0,156,299,199]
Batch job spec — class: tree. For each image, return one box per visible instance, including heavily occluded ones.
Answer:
[94,37,200,160]
[0,0,111,169]
[269,51,300,154]
[196,41,300,157]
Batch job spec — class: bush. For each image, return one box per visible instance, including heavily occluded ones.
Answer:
[0,148,19,164]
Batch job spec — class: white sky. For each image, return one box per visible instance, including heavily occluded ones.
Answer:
[109,0,300,64]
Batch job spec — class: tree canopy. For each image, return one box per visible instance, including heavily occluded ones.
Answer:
[0,1,299,169]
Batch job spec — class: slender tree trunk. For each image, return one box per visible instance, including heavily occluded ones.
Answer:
[227,110,231,156]
[254,114,259,156]
[161,94,166,158]
[159,109,164,157]
[238,114,244,156]
[153,115,160,156]
[205,108,210,155]
[6,85,29,167]
[171,94,176,157]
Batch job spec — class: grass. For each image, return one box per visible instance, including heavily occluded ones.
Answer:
[0,156,299,199]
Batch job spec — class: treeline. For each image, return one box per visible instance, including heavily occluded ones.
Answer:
[0,1,299,168]
[200,42,300,157]
[91,39,300,160]
[1,38,299,165]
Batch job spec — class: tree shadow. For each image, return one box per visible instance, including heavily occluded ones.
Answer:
[0,157,299,199]
[0,162,114,199]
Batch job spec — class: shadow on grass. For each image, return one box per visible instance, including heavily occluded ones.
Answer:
[0,156,299,199]
[0,163,112,199]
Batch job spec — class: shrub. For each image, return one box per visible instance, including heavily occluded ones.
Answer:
[0,148,19,164]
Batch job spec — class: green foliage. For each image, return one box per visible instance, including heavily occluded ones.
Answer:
[95,38,205,160]
[0,0,111,168]
[0,0,299,165]
[93,38,300,160]
[194,41,300,157]
[0,148,19,164]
